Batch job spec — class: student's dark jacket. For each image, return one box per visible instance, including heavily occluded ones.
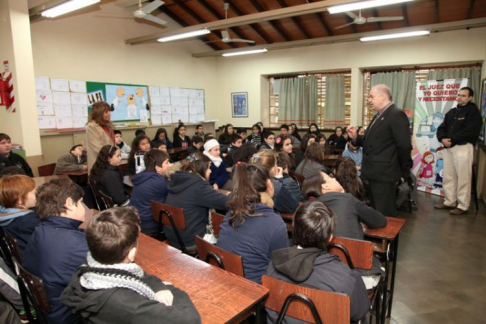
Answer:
[54,152,87,174]
[165,171,229,248]
[209,160,228,189]
[259,142,273,151]
[218,203,288,284]
[273,178,300,214]
[281,174,304,202]
[4,152,33,177]
[266,247,369,324]
[173,135,191,149]
[129,171,168,233]
[436,101,483,146]
[187,145,201,155]
[61,268,201,324]
[4,210,40,255]
[23,216,88,324]
[218,134,231,146]
[317,192,386,240]
[98,165,129,206]
[151,138,173,149]
[328,134,347,150]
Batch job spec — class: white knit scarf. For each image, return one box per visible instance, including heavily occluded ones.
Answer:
[203,151,222,168]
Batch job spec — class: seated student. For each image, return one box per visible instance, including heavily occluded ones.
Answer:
[203,139,228,189]
[276,152,303,202]
[279,124,300,149]
[130,150,171,236]
[187,135,203,155]
[295,142,329,178]
[328,126,347,150]
[317,133,332,155]
[0,166,26,176]
[23,177,88,324]
[251,150,299,214]
[165,153,228,252]
[275,135,296,171]
[333,157,365,201]
[247,124,262,146]
[194,124,204,138]
[128,135,151,175]
[266,201,370,324]
[290,123,302,141]
[0,153,5,173]
[90,145,130,207]
[302,172,386,240]
[0,175,40,254]
[135,129,146,137]
[114,130,131,159]
[307,123,321,135]
[0,133,33,177]
[218,124,234,146]
[221,143,258,191]
[226,134,243,167]
[294,133,317,168]
[342,137,363,175]
[1,256,25,321]
[54,144,88,174]
[217,164,288,284]
[236,128,249,144]
[172,124,191,149]
[61,207,201,324]
[151,128,173,149]
[151,140,167,152]
[203,133,215,142]
[260,131,275,150]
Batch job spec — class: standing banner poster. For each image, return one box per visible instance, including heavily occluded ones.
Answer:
[412,78,468,196]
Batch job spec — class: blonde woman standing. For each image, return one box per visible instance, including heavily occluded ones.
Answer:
[86,102,115,171]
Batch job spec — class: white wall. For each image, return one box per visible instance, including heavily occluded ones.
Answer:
[214,27,486,127]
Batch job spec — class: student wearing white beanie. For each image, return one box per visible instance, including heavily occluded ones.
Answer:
[203,139,228,189]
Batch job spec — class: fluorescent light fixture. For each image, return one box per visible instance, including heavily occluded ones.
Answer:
[41,0,100,18]
[222,48,268,57]
[158,28,211,42]
[360,30,429,42]
[328,0,414,14]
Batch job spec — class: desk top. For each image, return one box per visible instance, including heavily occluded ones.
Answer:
[123,175,134,187]
[363,217,405,240]
[33,175,67,188]
[136,237,268,323]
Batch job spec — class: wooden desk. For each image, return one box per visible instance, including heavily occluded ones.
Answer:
[323,154,341,168]
[138,244,268,323]
[135,234,181,267]
[59,170,88,184]
[33,175,67,188]
[363,217,405,323]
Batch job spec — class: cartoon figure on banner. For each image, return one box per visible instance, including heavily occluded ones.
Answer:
[136,88,149,111]
[417,151,435,188]
[434,147,444,188]
[111,87,125,111]
[127,94,138,119]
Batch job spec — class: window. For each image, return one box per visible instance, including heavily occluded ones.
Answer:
[269,72,351,129]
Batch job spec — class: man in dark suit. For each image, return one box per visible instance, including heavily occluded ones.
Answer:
[348,85,412,216]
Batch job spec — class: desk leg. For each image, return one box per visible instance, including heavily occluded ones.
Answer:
[380,242,390,324]
[255,301,265,324]
[387,234,399,318]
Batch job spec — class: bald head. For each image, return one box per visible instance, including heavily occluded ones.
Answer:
[368,84,392,111]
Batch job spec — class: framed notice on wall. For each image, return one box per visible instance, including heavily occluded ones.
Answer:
[231,92,248,118]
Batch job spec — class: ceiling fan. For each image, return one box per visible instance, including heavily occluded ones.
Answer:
[210,3,255,44]
[335,10,403,29]
[97,0,167,26]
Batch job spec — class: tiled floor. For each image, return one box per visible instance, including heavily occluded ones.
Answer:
[389,192,486,323]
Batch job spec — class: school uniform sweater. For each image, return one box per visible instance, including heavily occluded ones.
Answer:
[165,172,229,248]
[172,135,191,149]
[272,178,300,214]
[209,160,228,189]
[218,203,289,284]
[129,171,169,233]
[3,152,33,177]
[98,165,129,206]
[2,209,40,255]
[54,152,87,174]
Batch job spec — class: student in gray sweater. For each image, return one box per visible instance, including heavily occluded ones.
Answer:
[54,144,87,174]
[295,142,329,178]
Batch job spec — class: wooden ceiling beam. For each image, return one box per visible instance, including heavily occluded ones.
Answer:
[125,0,360,45]
[435,0,440,23]
[307,0,333,37]
[248,0,291,41]
[226,0,271,44]
[275,0,312,38]
[371,9,382,30]
[468,0,476,19]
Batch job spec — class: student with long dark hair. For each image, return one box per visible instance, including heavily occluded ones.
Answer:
[127,135,151,175]
[328,126,347,150]
[294,133,317,167]
[172,123,191,149]
[290,123,302,141]
[266,201,369,324]
[247,124,262,146]
[295,142,329,178]
[217,164,288,283]
[307,123,320,135]
[218,124,234,146]
[275,135,295,171]
[165,153,228,252]
[151,128,173,149]
[333,157,365,201]
[90,145,129,207]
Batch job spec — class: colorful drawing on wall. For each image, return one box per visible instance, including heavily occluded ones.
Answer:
[412,78,468,196]
[86,82,150,122]
[231,92,248,117]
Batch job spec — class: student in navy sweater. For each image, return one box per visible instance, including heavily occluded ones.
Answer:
[187,136,203,155]
[151,128,173,149]
[218,164,288,284]
[203,139,228,189]
[23,177,87,324]
[172,124,191,149]
[0,133,33,177]
[0,175,40,254]
[129,150,171,236]
[165,153,229,252]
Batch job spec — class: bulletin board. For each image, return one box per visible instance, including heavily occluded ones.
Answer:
[86,82,150,123]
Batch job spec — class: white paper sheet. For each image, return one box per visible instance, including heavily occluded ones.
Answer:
[150,96,161,105]
[69,80,87,93]
[172,113,183,123]
[54,104,73,117]
[189,89,197,98]
[196,90,204,98]
[35,77,50,91]
[52,91,71,105]
[73,117,88,128]
[149,86,160,97]
[38,116,57,129]
[161,106,171,115]
[71,93,88,105]
[151,104,162,114]
[56,117,73,129]
[160,96,171,105]
[160,86,170,97]
[197,105,205,114]
[37,102,54,116]
[189,115,198,123]
[151,114,162,125]
[161,114,172,124]
[189,105,198,115]
[51,79,69,92]
[72,104,88,117]
[139,110,148,123]
[181,114,189,123]
[197,113,205,121]
[170,87,180,97]
[36,90,52,103]
[179,89,189,97]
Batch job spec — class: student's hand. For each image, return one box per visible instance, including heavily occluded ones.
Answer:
[213,183,219,190]
[155,290,174,306]
[82,165,88,171]
[347,126,357,139]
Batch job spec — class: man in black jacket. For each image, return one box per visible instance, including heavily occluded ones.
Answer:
[348,85,412,216]
[435,87,483,215]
